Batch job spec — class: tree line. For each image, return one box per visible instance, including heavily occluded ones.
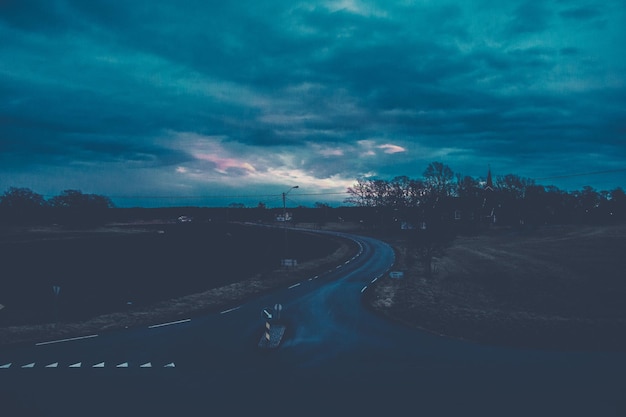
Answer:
[0,187,114,226]
[345,162,626,227]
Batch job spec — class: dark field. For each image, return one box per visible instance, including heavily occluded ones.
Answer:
[369,223,626,351]
[0,222,339,328]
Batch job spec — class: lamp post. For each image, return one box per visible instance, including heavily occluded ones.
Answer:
[282,186,299,261]
[282,185,299,222]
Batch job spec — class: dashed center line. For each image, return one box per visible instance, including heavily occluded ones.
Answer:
[288,283,301,289]
[148,318,191,329]
[219,306,241,314]
[36,334,99,346]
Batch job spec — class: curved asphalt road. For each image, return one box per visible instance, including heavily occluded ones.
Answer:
[1,230,626,416]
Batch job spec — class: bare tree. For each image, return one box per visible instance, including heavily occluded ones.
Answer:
[423,162,455,199]
[345,178,375,207]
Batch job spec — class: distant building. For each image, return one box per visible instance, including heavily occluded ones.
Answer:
[275,212,293,222]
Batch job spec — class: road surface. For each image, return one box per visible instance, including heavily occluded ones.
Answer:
[1,230,626,416]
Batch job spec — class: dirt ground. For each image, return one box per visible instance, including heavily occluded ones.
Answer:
[366,223,626,352]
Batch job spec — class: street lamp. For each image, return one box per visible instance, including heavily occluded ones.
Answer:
[282,186,299,262]
[282,185,299,222]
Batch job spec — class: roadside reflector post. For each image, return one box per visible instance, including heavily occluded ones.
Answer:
[52,285,61,326]
[259,305,286,349]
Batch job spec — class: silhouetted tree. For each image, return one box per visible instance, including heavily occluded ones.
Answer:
[345,165,626,228]
[48,190,114,226]
[0,187,47,224]
[0,187,46,210]
[345,178,375,207]
[609,187,626,221]
[456,174,481,200]
[571,186,603,223]
[405,218,456,277]
[423,162,455,198]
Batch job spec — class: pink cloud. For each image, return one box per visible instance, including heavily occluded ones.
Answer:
[195,153,256,174]
[377,144,406,154]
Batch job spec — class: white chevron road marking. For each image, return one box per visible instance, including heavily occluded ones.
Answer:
[2,361,175,369]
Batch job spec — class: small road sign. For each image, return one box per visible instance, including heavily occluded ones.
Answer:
[281,259,298,267]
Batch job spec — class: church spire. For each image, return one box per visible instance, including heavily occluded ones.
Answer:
[485,166,494,191]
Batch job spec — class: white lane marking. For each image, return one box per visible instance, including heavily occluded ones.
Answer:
[288,283,301,289]
[148,318,191,329]
[5,361,172,369]
[336,265,342,269]
[371,277,378,283]
[36,334,98,346]
[220,306,241,315]
[344,260,350,264]
[361,286,368,293]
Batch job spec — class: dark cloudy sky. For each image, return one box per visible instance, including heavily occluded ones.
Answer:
[1,0,625,207]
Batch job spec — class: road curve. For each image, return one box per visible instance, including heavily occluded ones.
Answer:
[2,229,626,417]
